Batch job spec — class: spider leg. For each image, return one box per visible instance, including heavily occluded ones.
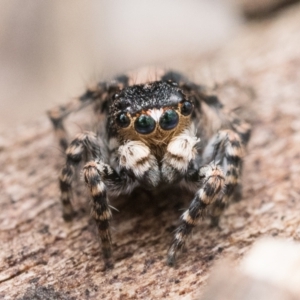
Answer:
[167,163,225,266]
[48,75,129,150]
[167,127,247,265]
[59,131,101,221]
[84,140,161,259]
[161,70,188,83]
[48,85,105,150]
[83,160,120,259]
[228,111,252,146]
[60,131,134,260]
[61,131,160,261]
[206,129,246,226]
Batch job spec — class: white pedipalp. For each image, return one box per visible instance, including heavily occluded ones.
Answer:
[118,140,158,178]
[165,125,200,172]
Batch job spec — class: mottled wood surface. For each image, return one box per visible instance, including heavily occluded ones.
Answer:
[1,4,300,299]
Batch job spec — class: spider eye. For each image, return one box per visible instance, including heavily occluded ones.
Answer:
[181,101,193,116]
[116,113,130,128]
[159,109,179,130]
[134,115,156,134]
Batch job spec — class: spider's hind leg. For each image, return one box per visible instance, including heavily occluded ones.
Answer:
[161,70,188,83]
[48,74,129,151]
[47,85,104,150]
[207,129,246,227]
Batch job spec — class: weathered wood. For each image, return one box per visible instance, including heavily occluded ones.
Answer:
[1,4,300,299]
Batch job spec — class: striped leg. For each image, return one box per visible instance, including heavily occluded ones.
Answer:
[208,129,245,225]
[167,164,225,266]
[60,133,127,260]
[83,140,160,260]
[48,75,129,151]
[59,132,101,221]
[48,85,105,150]
[83,158,135,260]
[83,161,114,259]
[229,111,252,146]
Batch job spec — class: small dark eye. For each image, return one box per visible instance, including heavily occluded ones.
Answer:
[116,113,130,128]
[134,115,156,134]
[181,101,193,116]
[159,109,179,130]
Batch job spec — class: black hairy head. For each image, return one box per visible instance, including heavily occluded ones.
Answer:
[111,81,184,115]
[107,80,192,138]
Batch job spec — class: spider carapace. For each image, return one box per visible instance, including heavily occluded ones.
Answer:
[48,70,251,266]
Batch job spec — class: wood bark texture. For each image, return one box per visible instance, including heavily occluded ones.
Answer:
[1,4,300,299]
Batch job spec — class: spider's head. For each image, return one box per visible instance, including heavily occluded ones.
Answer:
[108,80,194,146]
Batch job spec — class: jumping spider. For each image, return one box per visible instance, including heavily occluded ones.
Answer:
[48,70,251,266]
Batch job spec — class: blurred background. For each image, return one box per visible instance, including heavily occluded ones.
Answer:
[0,0,296,130]
[0,0,243,130]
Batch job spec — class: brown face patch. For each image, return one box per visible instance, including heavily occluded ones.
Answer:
[117,106,192,157]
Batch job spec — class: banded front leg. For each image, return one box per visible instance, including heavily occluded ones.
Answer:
[83,161,118,260]
[167,163,225,266]
[84,140,159,260]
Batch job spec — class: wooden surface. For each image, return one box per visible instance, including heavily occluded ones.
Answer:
[1,4,300,299]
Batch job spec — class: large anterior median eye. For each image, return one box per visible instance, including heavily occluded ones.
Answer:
[159,109,179,130]
[134,115,156,134]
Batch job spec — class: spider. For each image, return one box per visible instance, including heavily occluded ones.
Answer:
[48,70,251,266]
